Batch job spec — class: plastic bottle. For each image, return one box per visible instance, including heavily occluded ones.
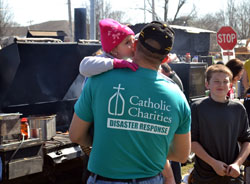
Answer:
[20,117,30,139]
[185,53,191,62]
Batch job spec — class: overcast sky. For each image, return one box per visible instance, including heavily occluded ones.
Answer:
[5,0,231,26]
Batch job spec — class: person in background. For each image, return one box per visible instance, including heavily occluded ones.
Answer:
[225,58,244,99]
[244,87,250,123]
[161,63,184,92]
[69,21,191,184]
[191,64,250,184]
[242,59,250,92]
[79,18,138,78]
[160,62,184,184]
[243,87,250,184]
[216,61,224,65]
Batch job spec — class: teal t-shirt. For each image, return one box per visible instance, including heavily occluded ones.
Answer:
[75,67,191,179]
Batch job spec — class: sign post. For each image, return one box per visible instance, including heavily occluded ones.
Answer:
[217,26,237,63]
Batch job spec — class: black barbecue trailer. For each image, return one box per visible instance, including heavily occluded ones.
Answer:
[0,24,214,183]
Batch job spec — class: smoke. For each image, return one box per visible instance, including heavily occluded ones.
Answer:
[63,74,85,100]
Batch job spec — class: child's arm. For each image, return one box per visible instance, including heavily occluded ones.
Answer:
[79,56,113,77]
[191,141,228,176]
[242,70,249,92]
[79,56,138,77]
[227,142,250,178]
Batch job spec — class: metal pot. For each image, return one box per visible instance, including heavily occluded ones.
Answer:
[28,115,56,141]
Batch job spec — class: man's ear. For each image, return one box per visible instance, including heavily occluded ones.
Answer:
[205,81,209,89]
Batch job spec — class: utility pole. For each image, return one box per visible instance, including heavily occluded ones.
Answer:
[27,20,34,30]
[67,0,73,41]
[152,0,155,21]
[90,0,96,40]
[144,0,146,23]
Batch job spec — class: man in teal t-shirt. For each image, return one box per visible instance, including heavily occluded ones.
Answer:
[70,21,191,184]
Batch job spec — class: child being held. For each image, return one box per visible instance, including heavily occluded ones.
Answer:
[79,18,138,77]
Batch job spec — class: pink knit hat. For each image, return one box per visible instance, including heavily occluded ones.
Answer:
[99,18,135,53]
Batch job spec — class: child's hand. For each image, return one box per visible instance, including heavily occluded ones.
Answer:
[211,160,228,176]
[226,163,240,178]
[113,58,138,71]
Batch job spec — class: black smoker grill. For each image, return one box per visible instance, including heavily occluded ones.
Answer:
[0,40,101,183]
[0,41,101,130]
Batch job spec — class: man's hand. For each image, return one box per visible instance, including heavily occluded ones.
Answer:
[211,160,228,176]
[113,58,138,71]
[226,163,241,178]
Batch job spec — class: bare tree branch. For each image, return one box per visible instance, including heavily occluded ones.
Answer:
[163,0,169,21]
[187,5,196,18]
[137,7,153,14]
[173,0,186,22]
[147,0,152,9]
[137,7,161,21]
[226,0,237,28]
[224,0,250,39]
[93,0,126,39]
[234,0,250,39]
[0,0,14,37]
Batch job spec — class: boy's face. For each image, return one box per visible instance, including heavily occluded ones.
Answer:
[206,72,231,101]
[112,35,135,59]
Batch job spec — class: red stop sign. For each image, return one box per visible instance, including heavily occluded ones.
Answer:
[217,26,237,50]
